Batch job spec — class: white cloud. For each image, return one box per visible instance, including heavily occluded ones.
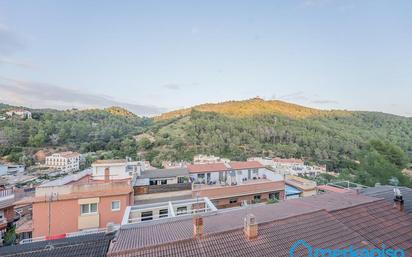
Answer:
[0,77,166,116]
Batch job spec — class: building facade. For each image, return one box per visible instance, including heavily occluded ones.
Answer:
[5,109,32,119]
[188,161,285,208]
[45,152,80,173]
[0,188,15,244]
[91,159,144,181]
[17,170,134,238]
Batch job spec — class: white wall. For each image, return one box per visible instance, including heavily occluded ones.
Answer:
[93,165,130,180]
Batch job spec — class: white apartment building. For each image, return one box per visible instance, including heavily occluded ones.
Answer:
[91,159,145,181]
[5,109,32,119]
[45,151,80,173]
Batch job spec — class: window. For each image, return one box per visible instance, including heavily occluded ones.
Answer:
[177,177,186,184]
[159,209,168,218]
[149,180,156,185]
[80,203,98,215]
[269,192,280,200]
[229,198,238,204]
[111,200,120,211]
[253,195,261,203]
[160,179,167,185]
[176,206,187,216]
[141,211,153,221]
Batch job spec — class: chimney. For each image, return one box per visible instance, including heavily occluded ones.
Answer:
[393,188,404,212]
[193,215,203,238]
[244,214,258,239]
[106,222,115,234]
[104,167,110,182]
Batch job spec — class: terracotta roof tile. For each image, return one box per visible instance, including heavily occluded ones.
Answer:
[228,161,264,170]
[187,163,229,173]
[108,192,383,256]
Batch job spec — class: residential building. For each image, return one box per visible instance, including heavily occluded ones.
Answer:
[193,154,230,164]
[285,175,317,197]
[188,161,285,208]
[161,160,188,169]
[45,152,80,173]
[16,170,133,238]
[4,164,25,174]
[91,159,145,181]
[271,157,326,177]
[107,192,412,257]
[133,168,192,204]
[0,164,7,176]
[5,109,32,119]
[0,188,15,244]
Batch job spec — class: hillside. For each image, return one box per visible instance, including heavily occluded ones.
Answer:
[0,105,151,164]
[143,101,412,186]
[104,106,137,118]
[1,100,412,187]
[155,98,350,121]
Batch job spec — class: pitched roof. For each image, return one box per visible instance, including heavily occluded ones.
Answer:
[108,192,384,256]
[228,161,264,170]
[0,232,113,257]
[108,197,412,257]
[361,185,412,214]
[187,163,228,173]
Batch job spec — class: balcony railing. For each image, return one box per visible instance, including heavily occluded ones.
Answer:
[192,178,272,190]
[0,189,14,198]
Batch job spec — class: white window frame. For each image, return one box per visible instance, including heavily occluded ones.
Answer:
[80,203,98,216]
[111,200,121,211]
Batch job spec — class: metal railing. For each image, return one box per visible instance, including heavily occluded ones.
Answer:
[0,189,14,198]
[19,226,118,244]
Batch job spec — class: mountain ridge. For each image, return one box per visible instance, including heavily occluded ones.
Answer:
[155,98,351,121]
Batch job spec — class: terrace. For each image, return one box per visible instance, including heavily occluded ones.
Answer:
[122,197,217,225]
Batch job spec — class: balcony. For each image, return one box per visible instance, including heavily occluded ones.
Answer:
[192,179,285,200]
[0,189,15,209]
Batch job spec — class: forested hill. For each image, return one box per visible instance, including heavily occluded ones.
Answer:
[0,106,151,163]
[145,100,412,187]
[1,100,412,186]
[155,97,350,121]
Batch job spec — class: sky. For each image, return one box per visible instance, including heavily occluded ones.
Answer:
[0,0,411,116]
